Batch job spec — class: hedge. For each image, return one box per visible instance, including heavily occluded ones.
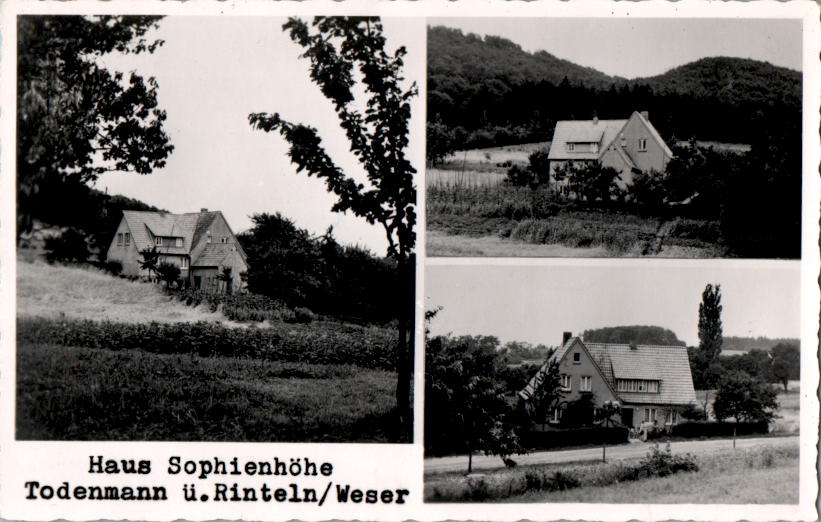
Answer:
[18,317,397,371]
[671,420,769,438]
[522,426,629,450]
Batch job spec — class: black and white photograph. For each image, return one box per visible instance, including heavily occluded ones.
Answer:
[426,17,803,258]
[424,262,802,503]
[14,14,420,443]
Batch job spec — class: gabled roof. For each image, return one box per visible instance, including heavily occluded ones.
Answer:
[119,210,245,261]
[521,337,697,406]
[632,111,674,158]
[548,119,627,160]
[194,243,238,267]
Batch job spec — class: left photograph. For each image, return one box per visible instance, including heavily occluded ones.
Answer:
[15,15,420,442]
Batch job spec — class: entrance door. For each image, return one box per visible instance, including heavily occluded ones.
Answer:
[194,276,202,289]
[621,408,634,427]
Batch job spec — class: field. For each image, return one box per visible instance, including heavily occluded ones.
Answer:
[696,381,800,435]
[426,144,728,257]
[425,440,799,504]
[16,257,405,442]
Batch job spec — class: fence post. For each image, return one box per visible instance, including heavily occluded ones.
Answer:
[733,426,736,449]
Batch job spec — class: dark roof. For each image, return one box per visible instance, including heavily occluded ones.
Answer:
[193,243,237,267]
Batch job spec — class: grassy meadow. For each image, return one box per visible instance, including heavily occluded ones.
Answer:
[426,441,799,504]
[16,257,405,442]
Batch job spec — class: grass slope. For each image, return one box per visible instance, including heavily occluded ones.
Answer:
[17,343,399,442]
[17,259,228,324]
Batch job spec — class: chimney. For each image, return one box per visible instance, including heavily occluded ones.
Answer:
[200,208,208,213]
[593,116,599,125]
[562,331,572,345]
[640,111,649,121]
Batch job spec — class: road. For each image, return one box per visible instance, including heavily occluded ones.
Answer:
[424,435,799,475]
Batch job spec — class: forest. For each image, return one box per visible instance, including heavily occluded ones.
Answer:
[427,25,801,151]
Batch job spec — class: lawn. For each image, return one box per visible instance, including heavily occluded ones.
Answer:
[17,343,400,442]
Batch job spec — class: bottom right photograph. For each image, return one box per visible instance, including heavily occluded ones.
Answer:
[423,261,801,504]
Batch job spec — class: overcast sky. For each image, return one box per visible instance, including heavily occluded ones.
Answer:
[97,17,425,254]
[426,262,801,347]
[431,17,803,79]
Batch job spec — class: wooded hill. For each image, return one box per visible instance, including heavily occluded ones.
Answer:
[428,26,802,148]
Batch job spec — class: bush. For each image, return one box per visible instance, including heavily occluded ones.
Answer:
[102,260,123,276]
[44,228,90,264]
[286,307,315,324]
[680,403,708,421]
[670,420,769,438]
[17,316,397,371]
[522,426,628,450]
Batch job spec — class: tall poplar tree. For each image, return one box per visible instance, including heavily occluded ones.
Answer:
[249,17,417,439]
[698,283,723,362]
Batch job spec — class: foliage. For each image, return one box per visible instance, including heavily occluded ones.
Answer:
[425,335,523,465]
[102,260,123,276]
[679,403,708,421]
[687,346,724,390]
[561,162,623,202]
[670,420,769,438]
[722,336,800,352]
[698,284,723,362]
[18,343,400,442]
[18,316,398,371]
[428,442,697,502]
[138,247,160,278]
[427,119,458,166]
[17,16,173,234]
[248,17,417,436]
[156,262,180,288]
[44,228,90,264]
[769,343,800,392]
[504,149,550,188]
[628,168,667,207]
[581,325,685,346]
[520,350,564,428]
[237,213,397,323]
[712,371,779,422]
[427,26,800,148]
[560,393,597,428]
[521,426,629,450]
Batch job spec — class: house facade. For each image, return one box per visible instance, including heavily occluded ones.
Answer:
[520,332,697,429]
[547,111,674,189]
[105,209,248,293]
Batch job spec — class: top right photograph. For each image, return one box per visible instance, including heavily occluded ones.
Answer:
[425,17,803,258]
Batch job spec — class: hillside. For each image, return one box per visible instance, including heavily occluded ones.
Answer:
[722,336,800,353]
[17,258,229,324]
[428,25,802,149]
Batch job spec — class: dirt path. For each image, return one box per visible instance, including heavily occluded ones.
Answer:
[424,435,798,475]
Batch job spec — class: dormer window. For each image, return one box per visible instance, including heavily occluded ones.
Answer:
[155,237,162,246]
[175,238,183,248]
[566,143,575,152]
[617,379,659,393]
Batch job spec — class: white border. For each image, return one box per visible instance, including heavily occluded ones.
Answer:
[1,1,818,521]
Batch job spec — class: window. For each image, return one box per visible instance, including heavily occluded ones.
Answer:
[221,237,228,244]
[566,143,575,152]
[175,238,183,248]
[572,352,580,363]
[180,257,189,269]
[124,233,130,246]
[638,138,647,151]
[551,408,561,423]
[206,233,212,244]
[560,374,571,391]
[580,376,592,392]
[117,233,123,246]
[617,379,659,393]
[155,237,162,246]
[644,408,657,423]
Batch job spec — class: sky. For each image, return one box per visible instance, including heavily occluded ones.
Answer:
[431,17,803,79]
[97,17,425,255]
[425,262,801,347]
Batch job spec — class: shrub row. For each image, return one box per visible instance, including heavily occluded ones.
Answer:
[522,426,629,450]
[18,317,397,370]
[429,443,698,502]
[173,289,316,324]
[671,420,769,438]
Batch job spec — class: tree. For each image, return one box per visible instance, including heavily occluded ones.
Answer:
[44,228,90,264]
[596,400,621,462]
[426,120,457,167]
[17,16,173,234]
[563,162,622,202]
[248,17,417,438]
[425,335,523,471]
[698,284,723,362]
[769,343,800,392]
[712,371,778,423]
[139,247,160,280]
[156,262,181,288]
[520,350,564,430]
